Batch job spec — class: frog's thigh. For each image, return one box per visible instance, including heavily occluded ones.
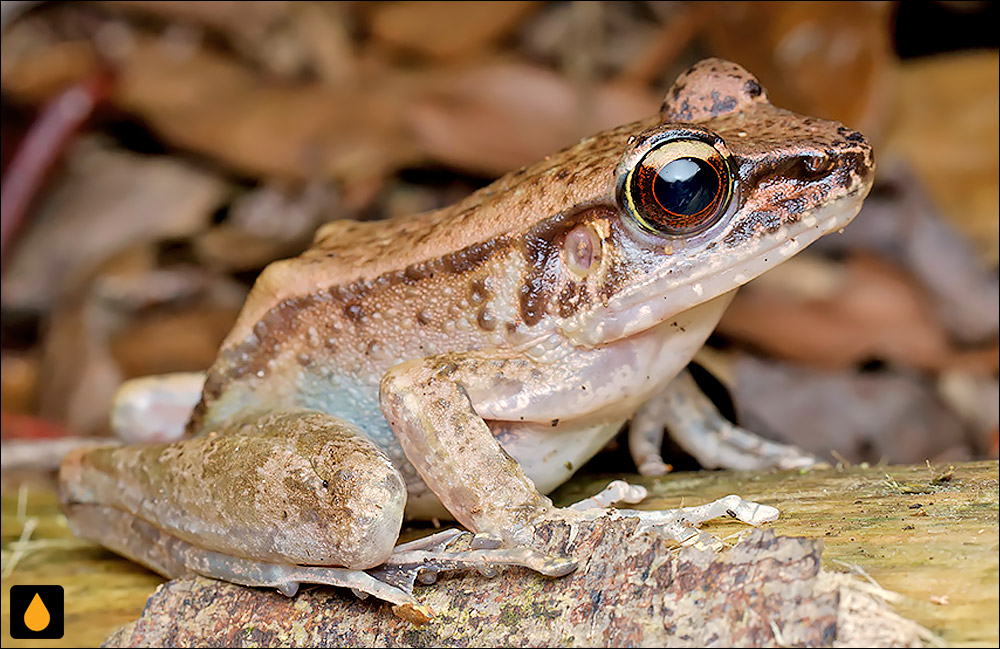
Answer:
[629,368,817,474]
[60,411,405,573]
[380,354,557,541]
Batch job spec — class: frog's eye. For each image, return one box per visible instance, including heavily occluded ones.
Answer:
[622,138,733,237]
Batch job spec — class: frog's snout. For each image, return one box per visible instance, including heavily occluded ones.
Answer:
[833,126,876,191]
[788,131,875,199]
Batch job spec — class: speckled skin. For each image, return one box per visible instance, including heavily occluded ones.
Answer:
[60,59,874,575]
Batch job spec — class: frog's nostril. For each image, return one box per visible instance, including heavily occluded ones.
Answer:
[789,154,833,182]
[803,154,831,175]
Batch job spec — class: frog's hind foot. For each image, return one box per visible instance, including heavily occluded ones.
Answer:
[195,531,577,624]
[61,500,435,623]
[186,545,435,624]
[371,528,577,593]
[194,527,575,625]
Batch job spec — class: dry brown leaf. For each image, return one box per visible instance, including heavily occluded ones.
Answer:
[937,370,1000,454]
[885,51,1000,266]
[101,1,291,48]
[620,4,701,86]
[718,253,996,373]
[518,1,663,78]
[39,301,127,436]
[104,0,359,79]
[1,25,656,185]
[110,307,241,379]
[194,183,337,271]
[1,140,229,314]
[38,246,246,436]
[38,244,152,435]
[112,37,420,186]
[292,2,358,86]
[369,1,541,61]
[0,38,99,103]
[702,1,896,140]
[194,225,311,273]
[0,353,39,416]
[731,354,970,465]
[113,42,656,182]
[410,62,657,176]
[810,166,999,344]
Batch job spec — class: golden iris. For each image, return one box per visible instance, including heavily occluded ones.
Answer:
[623,138,733,236]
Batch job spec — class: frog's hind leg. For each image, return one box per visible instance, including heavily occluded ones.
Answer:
[59,411,433,614]
[61,410,407,570]
[62,498,435,623]
[629,368,819,476]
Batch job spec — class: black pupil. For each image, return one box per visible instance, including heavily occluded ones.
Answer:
[653,157,718,216]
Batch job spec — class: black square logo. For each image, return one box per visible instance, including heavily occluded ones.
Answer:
[9,585,64,639]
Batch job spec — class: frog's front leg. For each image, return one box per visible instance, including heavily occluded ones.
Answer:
[380,355,557,544]
[629,368,819,476]
[380,353,778,550]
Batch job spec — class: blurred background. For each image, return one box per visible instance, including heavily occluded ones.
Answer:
[1,0,997,472]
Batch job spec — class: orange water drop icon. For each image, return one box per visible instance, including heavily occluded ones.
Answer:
[24,592,51,632]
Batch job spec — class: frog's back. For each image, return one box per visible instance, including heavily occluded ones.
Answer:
[221,119,642,351]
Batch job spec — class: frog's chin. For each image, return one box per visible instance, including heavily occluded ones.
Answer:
[561,190,867,348]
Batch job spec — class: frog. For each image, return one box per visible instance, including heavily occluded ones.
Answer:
[59,58,874,623]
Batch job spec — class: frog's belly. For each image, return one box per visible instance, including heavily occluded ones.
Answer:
[494,416,627,493]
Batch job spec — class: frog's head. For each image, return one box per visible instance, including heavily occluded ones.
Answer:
[557,58,874,346]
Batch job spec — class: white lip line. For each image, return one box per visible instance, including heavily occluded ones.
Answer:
[671,209,846,293]
[615,196,858,309]
[694,182,872,282]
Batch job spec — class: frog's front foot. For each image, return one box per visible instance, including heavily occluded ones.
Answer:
[625,494,779,548]
[630,368,820,476]
[378,484,778,602]
[567,479,779,548]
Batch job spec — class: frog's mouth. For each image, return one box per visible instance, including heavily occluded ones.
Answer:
[560,187,870,348]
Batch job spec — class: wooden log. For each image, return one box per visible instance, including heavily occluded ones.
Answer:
[101,524,933,647]
[1,461,995,646]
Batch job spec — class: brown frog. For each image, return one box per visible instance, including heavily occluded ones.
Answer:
[60,59,874,621]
